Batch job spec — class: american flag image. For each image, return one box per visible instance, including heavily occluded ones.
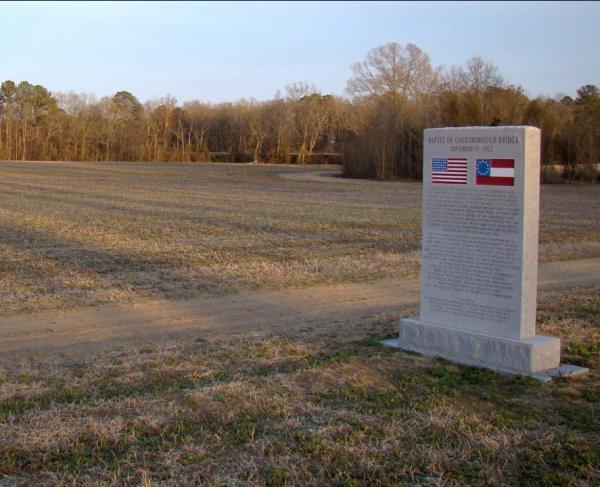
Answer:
[431,157,467,184]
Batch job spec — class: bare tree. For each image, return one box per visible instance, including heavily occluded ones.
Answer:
[464,56,503,93]
[463,57,504,124]
[347,42,436,100]
[0,67,597,182]
[183,101,212,161]
[346,42,437,178]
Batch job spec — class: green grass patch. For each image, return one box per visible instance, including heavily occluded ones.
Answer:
[0,285,598,485]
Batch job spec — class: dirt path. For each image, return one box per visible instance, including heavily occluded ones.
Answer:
[278,170,347,183]
[278,168,375,184]
[1,258,599,359]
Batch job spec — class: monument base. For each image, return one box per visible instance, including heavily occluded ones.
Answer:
[382,317,588,382]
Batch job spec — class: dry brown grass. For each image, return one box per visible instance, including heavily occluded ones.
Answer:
[0,285,598,486]
[0,162,599,485]
[0,162,598,316]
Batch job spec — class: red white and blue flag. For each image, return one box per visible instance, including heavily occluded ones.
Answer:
[431,157,467,184]
[476,159,515,186]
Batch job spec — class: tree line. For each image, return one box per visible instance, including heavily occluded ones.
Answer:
[1,42,598,180]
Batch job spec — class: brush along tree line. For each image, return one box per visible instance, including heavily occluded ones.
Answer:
[1,43,599,181]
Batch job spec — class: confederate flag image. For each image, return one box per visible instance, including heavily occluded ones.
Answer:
[476,159,515,186]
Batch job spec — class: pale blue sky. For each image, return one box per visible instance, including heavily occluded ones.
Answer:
[2,1,599,103]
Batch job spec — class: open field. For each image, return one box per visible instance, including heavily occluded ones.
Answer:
[0,162,599,485]
[0,161,599,316]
